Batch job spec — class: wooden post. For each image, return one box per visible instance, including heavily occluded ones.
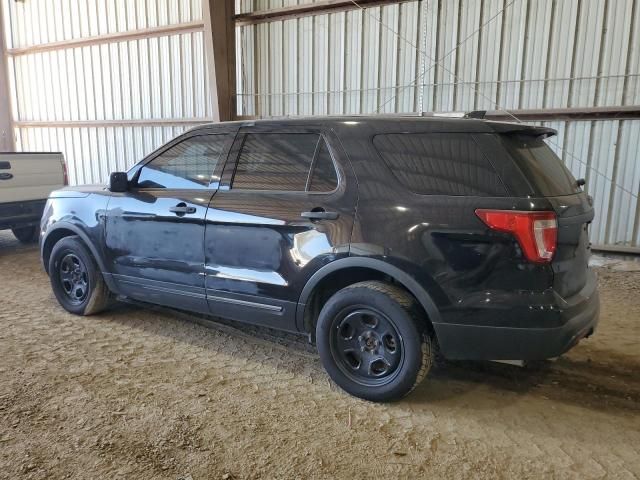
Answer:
[0,3,15,151]
[203,0,237,122]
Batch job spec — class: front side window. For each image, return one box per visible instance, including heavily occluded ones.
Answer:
[231,133,338,192]
[373,133,507,196]
[136,134,228,189]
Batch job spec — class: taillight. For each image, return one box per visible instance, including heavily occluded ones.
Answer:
[475,209,557,263]
[61,158,69,186]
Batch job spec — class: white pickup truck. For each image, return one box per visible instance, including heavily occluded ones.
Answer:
[0,152,67,243]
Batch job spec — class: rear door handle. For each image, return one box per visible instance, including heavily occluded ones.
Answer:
[301,210,339,221]
[169,203,196,215]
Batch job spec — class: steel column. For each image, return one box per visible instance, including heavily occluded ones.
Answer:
[0,3,14,151]
[203,0,237,121]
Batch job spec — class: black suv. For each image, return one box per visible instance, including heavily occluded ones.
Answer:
[40,116,599,401]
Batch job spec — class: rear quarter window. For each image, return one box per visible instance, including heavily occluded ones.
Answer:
[373,133,507,196]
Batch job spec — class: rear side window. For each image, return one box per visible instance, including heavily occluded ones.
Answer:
[232,133,338,192]
[373,133,507,196]
[499,135,580,196]
[233,133,318,191]
[137,134,227,189]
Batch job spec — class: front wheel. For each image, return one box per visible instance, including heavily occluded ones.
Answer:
[48,236,111,315]
[316,281,433,402]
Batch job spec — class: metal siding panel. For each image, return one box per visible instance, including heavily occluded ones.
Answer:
[597,0,633,106]
[313,15,329,115]
[238,24,256,115]
[519,0,552,108]
[256,22,271,115]
[419,0,439,113]
[544,0,578,108]
[328,12,346,115]
[497,0,527,110]
[434,0,459,111]
[569,0,605,108]
[608,120,640,247]
[361,7,381,113]
[560,121,591,182]
[269,21,284,116]
[378,5,399,113]
[454,0,481,112]
[282,19,299,115]
[474,0,502,111]
[344,9,363,114]
[586,121,617,245]
[623,0,640,105]
[396,1,419,113]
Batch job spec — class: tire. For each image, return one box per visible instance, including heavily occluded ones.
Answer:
[12,225,39,244]
[316,280,433,402]
[48,235,111,315]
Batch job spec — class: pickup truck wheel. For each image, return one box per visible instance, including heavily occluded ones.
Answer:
[48,236,111,315]
[11,226,39,244]
[316,281,433,402]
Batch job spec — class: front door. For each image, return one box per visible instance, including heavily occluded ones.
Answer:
[204,126,357,331]
[104,131,233,313]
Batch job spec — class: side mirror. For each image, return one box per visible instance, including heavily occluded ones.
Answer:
[109,172,129,192]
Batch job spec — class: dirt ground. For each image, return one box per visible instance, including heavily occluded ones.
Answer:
[0,232,638,480]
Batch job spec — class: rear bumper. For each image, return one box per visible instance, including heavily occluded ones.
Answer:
[0,199,47,230]
[434,269,600,361]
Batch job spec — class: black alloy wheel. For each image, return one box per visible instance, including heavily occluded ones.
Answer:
[58,253,90,304]
[48,235,112,315]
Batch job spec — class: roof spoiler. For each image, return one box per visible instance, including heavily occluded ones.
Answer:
[500,126,557,139]
[464,110,487,119]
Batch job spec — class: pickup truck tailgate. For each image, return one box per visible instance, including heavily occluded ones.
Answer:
[0,152,65,203]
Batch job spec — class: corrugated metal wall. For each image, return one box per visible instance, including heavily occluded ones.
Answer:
[236,0,640,113]
[236,0,640,249]
[2,0,640,249]
[2,0,211,185]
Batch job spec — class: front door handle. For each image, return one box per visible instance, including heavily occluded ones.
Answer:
[169,203,196,215]
[301,210,339,221]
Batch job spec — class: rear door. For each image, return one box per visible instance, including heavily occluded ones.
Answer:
[204,126,357,332]
[104,130,234,313]
[0,152,65,203]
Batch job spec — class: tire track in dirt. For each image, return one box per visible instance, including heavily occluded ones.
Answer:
[0,235,639,479]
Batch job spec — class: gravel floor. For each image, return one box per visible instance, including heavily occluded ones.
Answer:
[0,231,638,479]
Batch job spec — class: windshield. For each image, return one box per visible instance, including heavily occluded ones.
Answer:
[500,134,582,196]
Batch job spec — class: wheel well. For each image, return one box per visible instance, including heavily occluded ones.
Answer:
[42,228,76,273]
[302,266,434,337]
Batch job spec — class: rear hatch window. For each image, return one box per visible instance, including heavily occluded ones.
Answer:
[499,134,581,196]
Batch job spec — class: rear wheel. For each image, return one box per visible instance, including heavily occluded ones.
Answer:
[12,225,39,244]
[316,281,433,402]
[48,236,111,315]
